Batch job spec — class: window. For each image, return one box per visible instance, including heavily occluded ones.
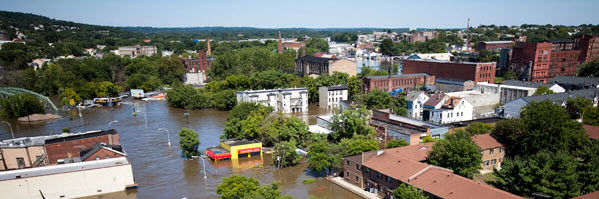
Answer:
[16,157,25,169]
[386,175,391,183]
[356,176,360,183]
[484,160,490,166]
[365,167,370,173]
[356,164,360,171]
[491,159,497,165]
[96,156,100,160]
[346,172,350,179]
[377,172,382,179]
[499,148,503,153]
[489,148,494,155]
[347,160,350,167]
[105,155,110,159]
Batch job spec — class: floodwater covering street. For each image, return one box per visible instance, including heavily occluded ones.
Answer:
[0,99,361,199]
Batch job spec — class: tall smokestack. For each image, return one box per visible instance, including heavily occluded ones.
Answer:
[467,18,470,31]
[301,42,306,57]
[278,31,283,54]
[207,39,211,56]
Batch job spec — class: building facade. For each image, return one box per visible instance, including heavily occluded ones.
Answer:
[429,97,474,124]
[363,73,435,93]
[319,84,348,109]
[116,45,157,57]
[236,88,309,113]
[403,59,496,84]
[182,50,212,85]
[294,56,356,77]
[472,134,505,170]
[406,91,430,120]
[435,78,475,93]
[476,41,514,51]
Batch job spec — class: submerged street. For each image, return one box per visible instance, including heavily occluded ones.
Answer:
[0,99,360,199]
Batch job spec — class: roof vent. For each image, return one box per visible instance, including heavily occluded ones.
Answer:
[376,150,384,156]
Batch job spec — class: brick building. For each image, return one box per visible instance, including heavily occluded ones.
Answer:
[472,134,505,170]
[45,129,121,164]
[294,56,356,77]
[510,35,599,83]
[476,41,514,51]
[402,31,438,44]
[362,73,435,93]
[182,50,211,73]
[369,110,449,145]
[403,59,496,84]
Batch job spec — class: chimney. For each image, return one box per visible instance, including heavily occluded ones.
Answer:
[301,42,306,57]
[207,39,211,56]
[278,31,283,54]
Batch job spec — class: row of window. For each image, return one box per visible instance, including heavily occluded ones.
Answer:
[483,158,502,166]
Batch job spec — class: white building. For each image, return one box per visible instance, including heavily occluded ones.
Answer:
[319,84,348,109]
[116,45,157,57]
[406,91,429,120]
[236,88,309,113]
[430,97,474,124]
[413,53,453,61]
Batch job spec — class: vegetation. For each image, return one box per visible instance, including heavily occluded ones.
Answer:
[0,93,45,118]
[427,131,482,179]
[178,128,200,158]
[329,108,376,142]
[392,184,428,199]
[301,179,315,184]
[216,175,293,199]
[578,60,599,77]
[386,139,409,148]
[532,86,554,96]
[273,140,301,168]
[464,122,494,135]
[307,141,337,174]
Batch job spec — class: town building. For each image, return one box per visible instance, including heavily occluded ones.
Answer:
[498,88,599,118]
[182,50,212,85]
[476,82,537,105]
[362,74,435,93]
[501,80,565,93]
[429,97,474,124]
[445,90,499,118]
[115,45,157,57]
[549,76,599,91]
[319,84,348,109]
[472,134,505,170]
[370,109,449,145]
[294,56,356,77]
[403,59,496,84]
[44,129,121,164]
[308,115,333,134]
[402,31,438,44]
[406,91,430,120]
[408,53,453,61]
[476,41,514,51]
[206,140,262,161]
[342,146,522,199]
[434,78,475,93]
[236,88,309,113]
[509,35,599,82]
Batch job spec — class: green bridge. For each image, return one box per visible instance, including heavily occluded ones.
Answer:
[0,87,58,111]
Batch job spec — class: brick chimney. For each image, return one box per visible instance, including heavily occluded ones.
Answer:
[207,39,211,56]
[278,31,283,54]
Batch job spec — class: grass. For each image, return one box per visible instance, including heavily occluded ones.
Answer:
[302,179,315,184]
[494,77,505,83]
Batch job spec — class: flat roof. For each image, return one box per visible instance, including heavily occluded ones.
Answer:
[366,73,430,79]
[0,157,129,181]
[370,119,423,135]
[482,41,513,44]
[236,87,308,95]
[0,129,117,148]
[223,139,259,146]
[206,146,229,154]
[405,59,494,65]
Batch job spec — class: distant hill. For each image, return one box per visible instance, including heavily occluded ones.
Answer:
[120,26,411,34]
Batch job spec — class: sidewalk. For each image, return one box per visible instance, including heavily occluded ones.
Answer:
[326,176,382,199]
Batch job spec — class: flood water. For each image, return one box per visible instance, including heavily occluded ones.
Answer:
[0,100,361,199]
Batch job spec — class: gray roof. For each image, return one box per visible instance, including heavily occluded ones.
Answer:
[295,56,333,63]
[550,76,599,87]
[436,78,471,85]
[328,84,348,91]
[502,80,555,89]
[522,88,599,104]
[366,73,430,79]
[0,157,130,181]
[482,41,513,44]
[406,91,425,101]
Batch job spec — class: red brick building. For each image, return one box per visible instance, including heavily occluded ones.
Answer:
[362,73,435,93]
[476,41,514,51]
[510,35,599,83]
[403,59,496,84]
[44,130,121,164]
[181,50,211,73]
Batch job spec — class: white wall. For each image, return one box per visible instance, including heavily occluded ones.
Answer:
[184,72,206,85]
[430,99,473,124]
[0,160,134,199]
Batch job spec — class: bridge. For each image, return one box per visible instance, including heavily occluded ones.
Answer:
[0,87,58,111]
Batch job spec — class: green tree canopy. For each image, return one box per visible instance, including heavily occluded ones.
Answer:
[273,140,301,168]
[363,89,391,110]
[216,175,294,199]
[578,60,599,77]
[427,134,482,178]
[178,128,200,158]
[386,139,409,148]
[533,86,554,96]
[0,93,45,118]
[330,108,376,142]
[392,184,428,199]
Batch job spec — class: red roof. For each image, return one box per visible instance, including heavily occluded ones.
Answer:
[472,133,503,150]
[363,152,429,182]
[573,191,599,199]
[385,142,434,161]
[583,125,599,139]
[424,93,447,107]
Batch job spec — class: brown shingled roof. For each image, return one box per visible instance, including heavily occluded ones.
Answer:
[471,133,503,150]
[385,142,434,162]
[583,125,599,139]
[409,167,523,199]
[442,97,463,109]
[424,93,447,107]
[362,152,429,182]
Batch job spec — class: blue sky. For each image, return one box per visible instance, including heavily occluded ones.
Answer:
[2,0,598,28]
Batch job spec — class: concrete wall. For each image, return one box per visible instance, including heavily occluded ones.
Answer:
[329,59,357,77]
[0,160,134,199]
[184,72,207,85]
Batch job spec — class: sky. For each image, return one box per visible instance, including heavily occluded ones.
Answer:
[1,0,599,28]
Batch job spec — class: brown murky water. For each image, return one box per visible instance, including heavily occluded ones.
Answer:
[0,100,360,199]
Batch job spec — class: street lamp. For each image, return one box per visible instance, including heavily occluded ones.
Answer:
[157,128,171,147]
[1,121,14,139]
[200,154,207,179]
[108,120,118,128]
[135,111,148,129]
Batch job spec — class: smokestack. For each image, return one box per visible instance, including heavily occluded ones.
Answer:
[207,39,211,56]
[278,31,283,54]
[301,43,306,57]
[467,18,470,31]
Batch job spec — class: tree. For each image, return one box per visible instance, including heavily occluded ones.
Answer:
[217,175,293,199]
[533,86,553,96]
[392,184,428,199]
[0,93,45,118]
[566,97,593,119]
[307,142,338,175]
[576,140,599,194]
[363,89,391,110]
[380,38,396,56]
[583,106,599,126]
[330,108,376,142]
[391,94,408,116]
[493,150,581,198]
[273,140,301,168]
[59,88,82,106]
[386,139,409,148]
[421,136,439,143]
[178,128,200,158]
[427,135,482,178]
[464,122,494,135]
[578,60,599,77]
[214,89,237,111]
[504,72,517,80]
[305,38,329,52]
[339,136,379,157]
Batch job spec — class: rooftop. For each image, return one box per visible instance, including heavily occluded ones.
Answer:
[424,93,447,107]
[0,129,117,148]
[502,80,555,89]
[385,142,434,162]
[550,76,599,87]
[236,87,308,94]
[365,73,430,80]
[327,84,348,91]
[583,125,599,140]
[295,56,333,63]
[436,78,472,85]
[370,119,424,135]
[0,157,130,181]
[482,41,514,44]
[223,139,259,146]
[406,91,426,101]
[471,134,503,150]
[405,59,494,65]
